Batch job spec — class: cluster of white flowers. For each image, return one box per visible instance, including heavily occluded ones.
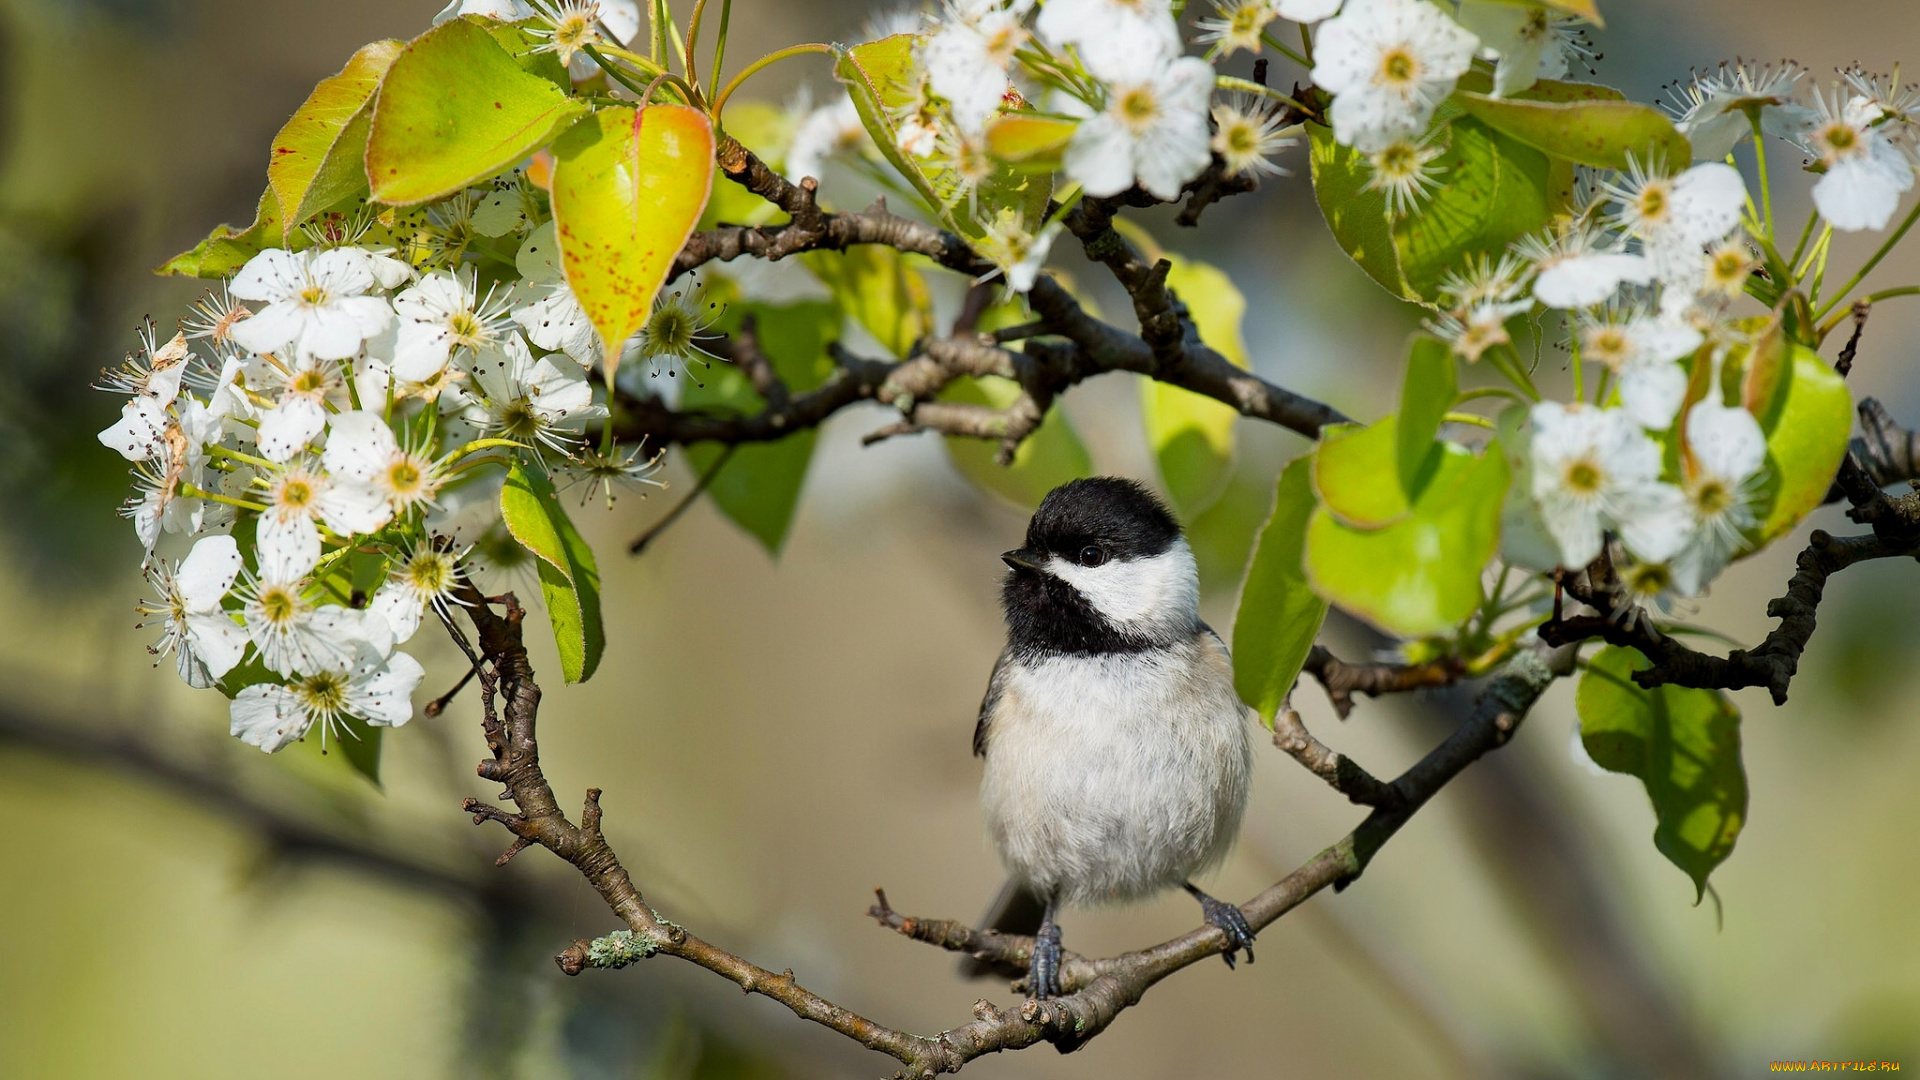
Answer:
[1667,59,1920,232]
[786,0,1323,293]
[100,173,671,756]
[1422,152,1768,602]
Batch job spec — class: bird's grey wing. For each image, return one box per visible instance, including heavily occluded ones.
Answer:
[973,646,1013,758]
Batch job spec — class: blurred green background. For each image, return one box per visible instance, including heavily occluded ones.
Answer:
[3,1,1919,1076]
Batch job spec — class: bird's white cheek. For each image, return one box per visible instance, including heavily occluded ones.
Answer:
[1045,540,1198,632]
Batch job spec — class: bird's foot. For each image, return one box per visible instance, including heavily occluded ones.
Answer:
[1027,920,1062,1000]
[1185,883,1255,969]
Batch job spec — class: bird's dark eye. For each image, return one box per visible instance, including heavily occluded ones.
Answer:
[1076,544,1108,567]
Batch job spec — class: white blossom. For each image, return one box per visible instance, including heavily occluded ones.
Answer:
[135,534,249,688]
[1312,0,1478,151]
[923,4,1027,133]
[1529,402,1688,568]
[369,540,469,645]
[238,573,376,677]
[1797,90,1916,232]
[1453,1,1585,98]
[1277,0,1343,21]
[1578,308,1702,430]
[974,209,1061,293]
[98,327,192,406]
[1668,400,1768,595]
[1063,55,1214,199]
[322,410,446,520]
[464,333,604,452]
[99,396,171,462]
[512,221,602,366]
[1515,226,1654,309]
[1196,0,1279,58]
[1666,60,1811,160]
[230,644,425,753]
[1604,161,1747,280]
[227,248,393,362]
[1211,97,1296,179]
[1035,0,1181,82]
[392,268,514,382]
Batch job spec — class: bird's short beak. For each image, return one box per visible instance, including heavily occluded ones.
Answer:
[1001,548,1045,573]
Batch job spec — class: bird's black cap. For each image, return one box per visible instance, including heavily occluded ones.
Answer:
[1000,478,1186,657]
[1023,477,1180,562]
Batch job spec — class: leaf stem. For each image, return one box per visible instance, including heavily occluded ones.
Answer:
[711,43,832,119]
[684,0,710,99]
[1787,206,1819,273]
[707,0,732,103]
[1749,115,1774,242]
[1257,30,1311,70]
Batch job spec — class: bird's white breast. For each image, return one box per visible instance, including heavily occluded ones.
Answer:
[979,633,1252,907]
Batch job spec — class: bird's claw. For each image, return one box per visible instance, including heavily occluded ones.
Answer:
[1191,889,1256,969]
[1027,921,1062,1000]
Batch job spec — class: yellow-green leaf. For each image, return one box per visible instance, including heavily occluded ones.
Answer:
[1310,117,1554,304]
[550,104,716,367]
[987,113,1078,170]
[1756,345,1853,541]
[1232,456,1330,725]
[1577,646,1745,900]
[1313,418,1411,527]
[1397,334,1457,497]
[271,40,404,225]
[500,464,604,683]
[1305,443,1510,637]
[1453,90,1691,172]
[365,17,589,206]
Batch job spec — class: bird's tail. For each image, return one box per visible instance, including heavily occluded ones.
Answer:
[957,879,1047,981]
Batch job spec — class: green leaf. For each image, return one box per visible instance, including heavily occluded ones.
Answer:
[1756,344,1853,541]
[550,104,716,365]
[158,187,284,278]
[1577,645,1746,900]
[480,16,572,90]
[987,113,1077,171]
[835,36,950,223]
[1313,418,1412,527]
[1453,90,1691,172]
[1455,73,1626,104]
[683,302,840,553]
[1310,117,1554,304]
[943,377,1093,508]
[800,246,933,360]
[365,17,590,206]
[500,464,605,683]
[1140,256,1248,519]
[1397,334,1457,497]
[1305,442,1510,637]
[1232,456,1331,725]
[270,40,404,226]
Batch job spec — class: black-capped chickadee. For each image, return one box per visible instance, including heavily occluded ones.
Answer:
[967,477,1255,999]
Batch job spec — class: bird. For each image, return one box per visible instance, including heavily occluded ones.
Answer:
[967,476,1256,1000]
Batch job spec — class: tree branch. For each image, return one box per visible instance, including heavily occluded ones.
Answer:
[447,581,1570,1075]
[1302,645,1467,719]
